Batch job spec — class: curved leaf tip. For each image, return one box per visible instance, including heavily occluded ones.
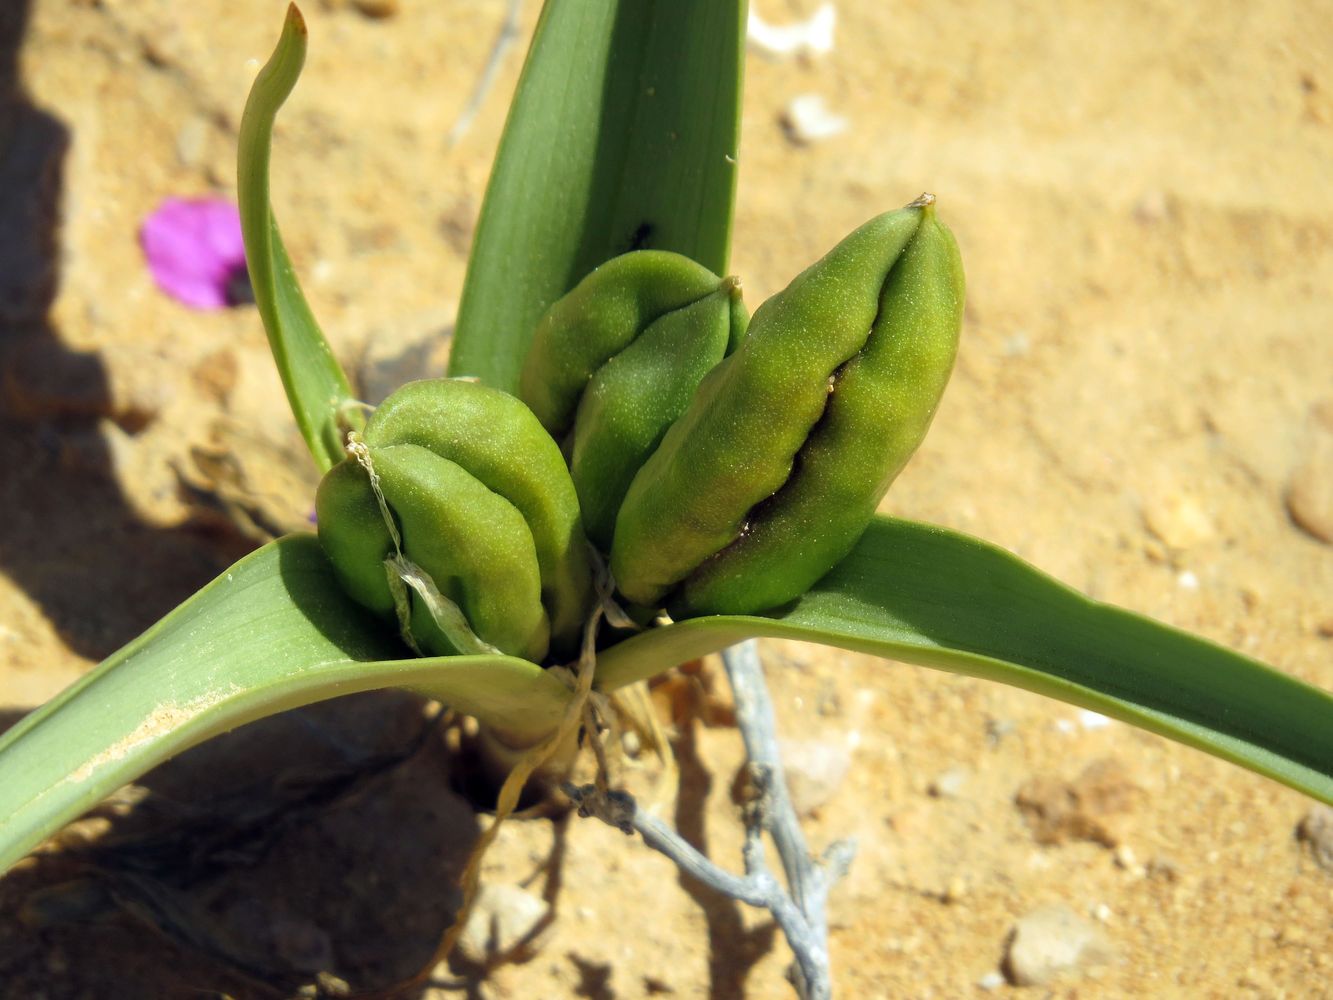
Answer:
[286,3,308,37]
[238,0,360,472]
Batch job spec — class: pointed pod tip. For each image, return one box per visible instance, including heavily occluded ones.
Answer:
[906,192,936,211]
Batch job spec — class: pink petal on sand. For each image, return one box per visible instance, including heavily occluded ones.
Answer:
[140,197,247,310]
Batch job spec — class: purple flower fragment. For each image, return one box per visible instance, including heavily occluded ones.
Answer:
[140,197,253,310]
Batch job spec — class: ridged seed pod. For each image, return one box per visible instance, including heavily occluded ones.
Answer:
[568,279,746,550]
[520,250,748,552]
[316,378,593,662]
[610,195,965,615]
[519,250,725,437]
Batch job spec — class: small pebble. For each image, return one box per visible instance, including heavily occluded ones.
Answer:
[986,717,1016,747]
[174,114,208,168]
[815,679,842,717]
[1238,967,1278,993]
[1145,856,1181,881]
[943,876,967,904]
[1296,804,1333,872]
[1003,903,1114,986]
[1277,925,1309,948]
[781,94,848,145]
[314,972,351,998]
[977,970,1006,991]
[1112,844,1145,877]
[1287,463,1333,544]
[1133,189,1170,224]
[1078,710,1112,730]
[1286,405,1333,544]
[778,738,851,817]
[748,3,836,59]
[928,766,970,799]
[1001,332,1031,358]
[455,884,552,966]
[1015,758,1144,848]
[1142,491,1216,550]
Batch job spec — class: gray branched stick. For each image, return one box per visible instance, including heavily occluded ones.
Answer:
[567,640,855,1000]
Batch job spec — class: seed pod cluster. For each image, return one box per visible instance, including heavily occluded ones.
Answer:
[319,196,963,659]
[316,378,593,662]
[610,195,964,615]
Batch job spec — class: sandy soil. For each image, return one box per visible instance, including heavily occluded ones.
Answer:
[1,1,1331,997]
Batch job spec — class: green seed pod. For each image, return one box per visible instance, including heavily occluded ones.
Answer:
[317,442,549,661]
[316,378,594,662]
[567,279,747,551]
[364,379,593,656]
[519,250,728,437]
[315,458,398,618]
[611,195,964,614]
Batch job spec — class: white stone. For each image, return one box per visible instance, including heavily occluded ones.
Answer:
[1004,903,1114,986]
[781,95,849,144]
[779,738,852,817]
[1297,804,1333,872]
[455,884,552,966]
[748,3,836,59]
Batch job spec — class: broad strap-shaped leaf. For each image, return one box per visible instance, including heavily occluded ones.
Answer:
[0,535,571,876]
[237,4,359,472]
[449,0,748,391]
[596,516,1333,804]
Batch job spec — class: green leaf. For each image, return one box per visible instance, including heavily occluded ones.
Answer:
[596,516,1333,804]
[237,4,360,472]
[449,0,748,391]
[0,535,571,876]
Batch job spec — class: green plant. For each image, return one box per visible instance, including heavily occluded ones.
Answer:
[1,0,1330,991]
